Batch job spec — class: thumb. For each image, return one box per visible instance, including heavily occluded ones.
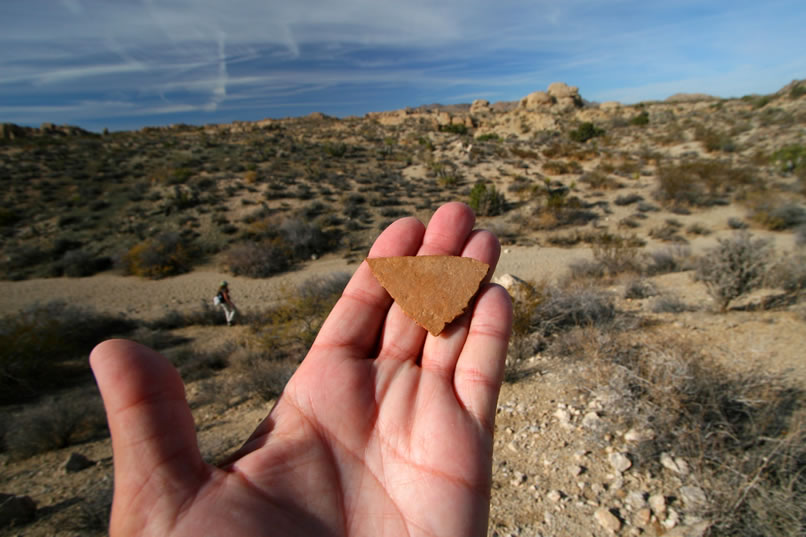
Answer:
[90,339,208,519]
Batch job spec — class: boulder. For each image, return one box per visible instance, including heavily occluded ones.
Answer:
[0,493,36,527]
[470,99,491,114]
[63,452,95,473]
[547,82,580,99]
[520,91,553,109]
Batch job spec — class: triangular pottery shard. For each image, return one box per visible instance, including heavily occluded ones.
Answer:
[366,255,489,336]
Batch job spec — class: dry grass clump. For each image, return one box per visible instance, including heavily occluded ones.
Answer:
[643,245,693,275]
[575,333,806,537]
[693,232,773,311]
[745,195,806,231]
[655,159,756,207]
[250,273,350,357]
[4,394,107,459]
[0,301,134,403]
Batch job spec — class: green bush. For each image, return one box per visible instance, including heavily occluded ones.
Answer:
[629,110,650,126]
[694,232,772,311]
[569,122,605,143]
[438,123,469,135]
[468,182,505,216]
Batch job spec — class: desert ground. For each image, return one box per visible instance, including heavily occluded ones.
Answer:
[1,80,805,536]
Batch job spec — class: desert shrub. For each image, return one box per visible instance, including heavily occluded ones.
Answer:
[224,239,291,277]
[543,159,581,175]
[767,253,806,293]
[747,198,806,230]
[694,232,773,311]
[475,133,500,142]
[251,273,350,356]
[279,216,333,259]
[579,170,619,190]
[122,231,194,279]
[614,193,643,206]
[438,123,469,135]
[624,278,658,299]
[590,232,643,275]
[583,336,806,537]
[468,182,505,216]
[531,284,616,337]
[649,293,691,313]
[629,110,649,126]
[506,279,548,370]
[695,125,736,153]
[60,249,111,277]
[569,122,605,143]
[5,395,106,459]
[568,259,606,280]
[728,217,749,230]
[229,350,298,402]
[149,300,223,329]
[0,301,134,403]
[643,245,692,275]
[655,159,756,207]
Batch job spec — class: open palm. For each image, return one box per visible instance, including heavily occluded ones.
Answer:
[91,202,513,537]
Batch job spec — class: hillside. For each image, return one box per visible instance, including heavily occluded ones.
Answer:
[1,80,805,536]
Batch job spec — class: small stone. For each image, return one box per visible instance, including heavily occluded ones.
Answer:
[625,490,647,511]
[624,427,656,443]
[633,507,652,528]
[609,452,632,473]
[594,507,622,533]
[63,452,95,473]
[546,490,563,502]
[679,486,707,508]
[660,452,682,473]
[568,465,583,477]
[649,494,667,516]
[663,507,680,529]
[582,411,603,429]
[510,472,527,486]
[663,521,711,537]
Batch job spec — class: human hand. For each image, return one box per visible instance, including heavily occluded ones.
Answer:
[91,202,513,536]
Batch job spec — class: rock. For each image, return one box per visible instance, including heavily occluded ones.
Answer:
[624,427,655,443]
[594,507,622,533]
[600,101,621,111]
[663,507,680,529]
[547,82,579,99]
[494,273,528,297]
[520,91,554,110]
[679,486,707,509]
[568,465,583,477]
[649,494,667,517]
[553,408,571,425]
[608,452,632,473]
[63,452,95,473]
[660,453,690,475]
[625,490,647,511]
[582,411,603,429]
[633,507,652,528]
[663,521,711,537]
[470,99,491,114]
[0,493,36,526]
[546,490,563,502]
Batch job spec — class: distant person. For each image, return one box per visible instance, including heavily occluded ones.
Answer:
[215,280,237,325]
[90,202,512,537]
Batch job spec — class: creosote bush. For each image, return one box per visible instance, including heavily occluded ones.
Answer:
[468,182,505,216]
[0,301,134,403]
[122,231,193,279]
[694,231,772,311]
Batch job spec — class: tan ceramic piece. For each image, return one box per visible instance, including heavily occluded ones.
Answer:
[366,255,489,336]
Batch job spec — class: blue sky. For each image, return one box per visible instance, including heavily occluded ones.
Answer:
[2,0,805,132]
